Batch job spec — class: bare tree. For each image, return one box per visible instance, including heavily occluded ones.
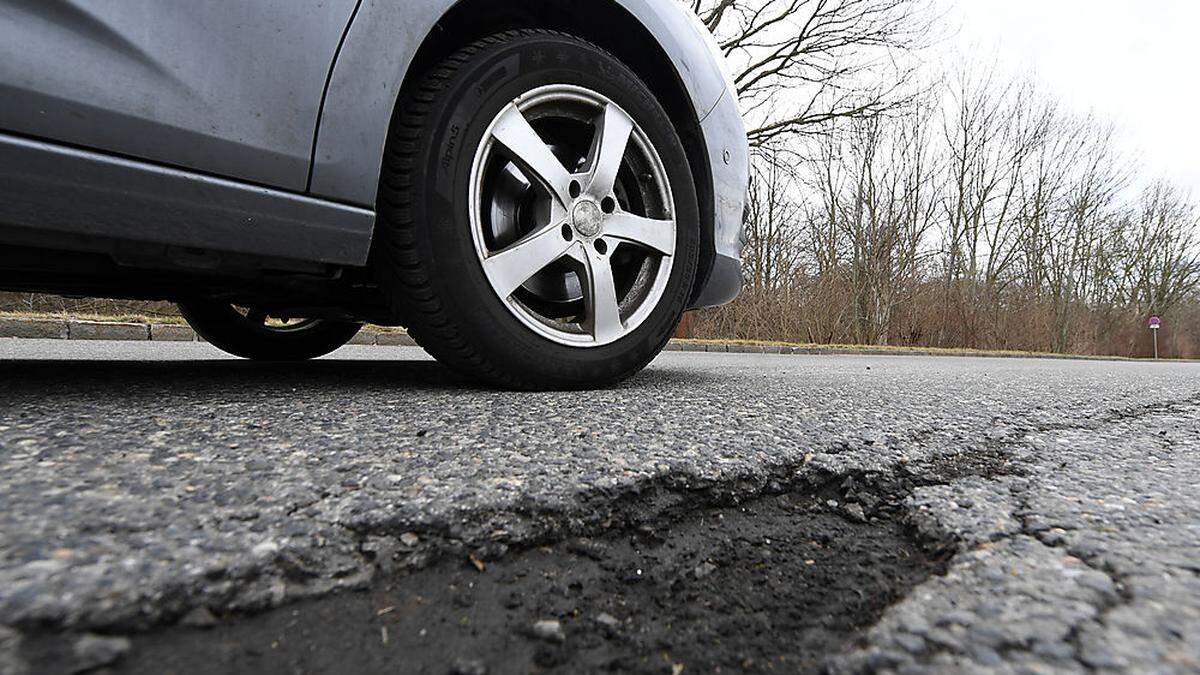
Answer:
[1034,117,1126,351]
[796,93,938,344]
[689,0,936,146]
[742,144,806,293]
[1114,182,1200,319]
[935,66,1056,346]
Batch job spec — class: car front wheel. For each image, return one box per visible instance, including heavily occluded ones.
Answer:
[373,30,700,390]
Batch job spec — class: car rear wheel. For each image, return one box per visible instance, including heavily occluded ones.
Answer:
[178,300,363,361]
[373,30,699,389]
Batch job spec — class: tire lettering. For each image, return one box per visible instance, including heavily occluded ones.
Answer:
[441,124,460,170]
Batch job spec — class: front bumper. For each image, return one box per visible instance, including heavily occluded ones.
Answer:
[691,251,743,307]
[689,90,748,309]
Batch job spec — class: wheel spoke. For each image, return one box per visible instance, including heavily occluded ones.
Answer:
[580,247,624,342]
[491,104,574,206]
[482,223,574,299]
[585,103,634,199]
[602,213,675,256]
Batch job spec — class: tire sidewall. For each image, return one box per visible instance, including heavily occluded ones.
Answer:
[402,34,699,383]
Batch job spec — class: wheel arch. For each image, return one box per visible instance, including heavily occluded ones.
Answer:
[309,0,720,306]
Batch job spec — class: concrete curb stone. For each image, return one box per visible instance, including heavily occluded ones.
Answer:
[68,321,149,341]
[376,333,417,347]
[728,344,765,354]
[149,324,196,342]
[0,317,68,339]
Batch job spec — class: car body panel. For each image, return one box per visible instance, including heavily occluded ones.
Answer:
[0,132,375,266]
[309,0,731,206]
[0,0,359,190]
[691,90,748,308]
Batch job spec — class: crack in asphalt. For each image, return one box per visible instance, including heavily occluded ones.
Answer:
[1028,393,1200,434]
[1013,485,1130,669]
[831,395,1200,672]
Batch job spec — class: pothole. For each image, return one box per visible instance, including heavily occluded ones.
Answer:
[107,489,946,674]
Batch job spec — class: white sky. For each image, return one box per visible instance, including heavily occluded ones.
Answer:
[939,0,1200,195]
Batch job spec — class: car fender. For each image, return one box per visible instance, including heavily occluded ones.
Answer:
[307,0,731,208]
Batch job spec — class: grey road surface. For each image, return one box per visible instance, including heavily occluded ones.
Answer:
[1,340,1198,673]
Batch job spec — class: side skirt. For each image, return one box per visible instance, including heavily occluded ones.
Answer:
[0,132,376,267]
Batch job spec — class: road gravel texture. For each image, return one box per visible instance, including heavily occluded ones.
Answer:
[1,340,1198,673]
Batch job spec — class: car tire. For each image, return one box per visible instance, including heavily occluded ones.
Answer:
[178,300,364,361]
[373,30,700,390]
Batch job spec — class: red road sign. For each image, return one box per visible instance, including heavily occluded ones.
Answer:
[1149,316,1162,329]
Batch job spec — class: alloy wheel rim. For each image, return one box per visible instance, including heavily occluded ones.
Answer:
[469,84,677,348]
[233,306,322,334]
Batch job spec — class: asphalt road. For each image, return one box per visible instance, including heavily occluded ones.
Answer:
[1,340,1198,673]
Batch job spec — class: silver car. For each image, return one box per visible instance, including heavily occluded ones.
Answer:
[0,0,748,389]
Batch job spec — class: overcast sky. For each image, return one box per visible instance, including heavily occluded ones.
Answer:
[939,0,1200,195]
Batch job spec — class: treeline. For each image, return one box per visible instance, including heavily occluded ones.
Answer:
[688,1,1199,357]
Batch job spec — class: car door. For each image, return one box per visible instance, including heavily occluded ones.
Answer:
[0,0,360,191]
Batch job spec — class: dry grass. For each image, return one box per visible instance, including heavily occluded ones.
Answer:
[0,309,408,335]
[0,309,188,325]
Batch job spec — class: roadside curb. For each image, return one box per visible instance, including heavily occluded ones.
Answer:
[664,339,1151,362]
[0,317,419,347]
[0,316,1163,362]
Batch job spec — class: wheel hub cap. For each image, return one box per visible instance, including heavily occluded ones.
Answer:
[571,200,604,238]
[469,84,677,348]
